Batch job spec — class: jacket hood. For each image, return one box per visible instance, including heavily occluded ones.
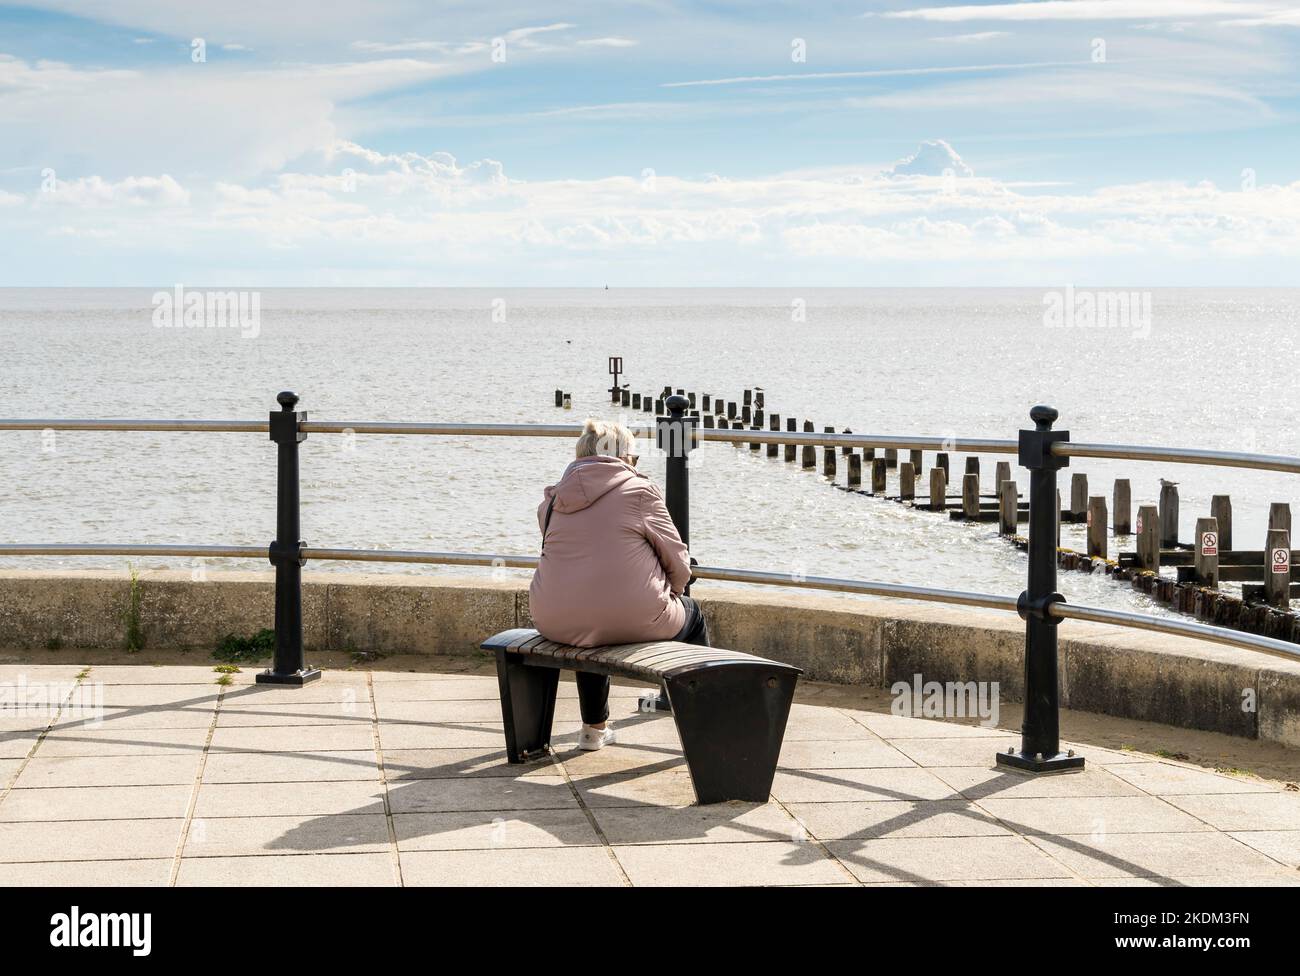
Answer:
[547,455,641,513]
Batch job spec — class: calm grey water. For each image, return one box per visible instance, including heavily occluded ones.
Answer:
[2,288,1298,619]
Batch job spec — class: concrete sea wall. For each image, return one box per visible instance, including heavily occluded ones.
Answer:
[2,569,1297,747]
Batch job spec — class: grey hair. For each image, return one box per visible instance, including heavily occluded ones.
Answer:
[575,418,635,460]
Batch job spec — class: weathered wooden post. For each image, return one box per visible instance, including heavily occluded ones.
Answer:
[702,413,714,428]
[999,405,1081,773]
[1211,495,1233,551]
[965,456,980,479]
[687,392,696,410]
[822,427,836,476]
[936,453,950,481]
[727,401,736,420]
[749,424,761,452]
[1069,472,1088,522]
[841,429,853,456]
[1159,481,1179,546]
[999,480,1018,536]
[554,389,563,407]
[871,457,888,494]
[562,393,572,410]
[632,393,641,410]
[644,394,653,413]
[785,418,796,463]
[261,391,319,686]
[962,473,979,519]
[1113,479,1131,535]
[899,462,915,501]
[621,388,630,407]
[654,396,664,414]
[1265,528,1291,609]
[742,404,752,425]
[1270,502,1292,536]
[718,416,729,433]
[884,448,898,469]
[930,467,946,510]
[1086,496,1107,559]
[847,452,862,489]
[910,449,923,476]
[767,414,780,457]
[1194,516,1220,587]
[701,394,711,413]
[754,407,764,429]
[801,420,815,469]
[994,461,1011,500]
[1136,504,1160,571]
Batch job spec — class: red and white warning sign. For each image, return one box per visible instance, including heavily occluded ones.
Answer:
[1201,531,1218,556]
[1272,547,1290,575]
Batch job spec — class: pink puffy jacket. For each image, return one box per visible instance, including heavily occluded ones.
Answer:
[528,455,690,647]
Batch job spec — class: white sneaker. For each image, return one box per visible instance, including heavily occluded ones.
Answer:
[579,722,616,751]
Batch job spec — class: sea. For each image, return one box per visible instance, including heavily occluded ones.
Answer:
[3,287,1298,619]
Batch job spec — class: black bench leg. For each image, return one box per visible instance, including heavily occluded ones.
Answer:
[495,650,559,762]
[666,665,798,804]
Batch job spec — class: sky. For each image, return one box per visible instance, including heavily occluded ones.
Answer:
[1,0,1299,286]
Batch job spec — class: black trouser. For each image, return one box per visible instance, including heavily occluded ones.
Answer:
[576,596,711,725]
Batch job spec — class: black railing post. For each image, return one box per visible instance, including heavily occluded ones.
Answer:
[258,391,321,686]
[658,393,695,549]
[998,404,1083,772]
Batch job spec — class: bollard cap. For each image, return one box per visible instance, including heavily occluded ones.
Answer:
[277,391,299,410]
[1029,404,1058,430]
[665,394,689,414]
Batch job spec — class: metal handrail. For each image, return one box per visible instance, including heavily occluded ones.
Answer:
[3,542,1297,662]
[5,416,1300,473]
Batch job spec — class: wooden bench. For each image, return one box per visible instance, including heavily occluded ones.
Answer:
[482,628,801,804]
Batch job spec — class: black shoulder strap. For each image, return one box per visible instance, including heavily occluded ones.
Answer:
[540,496,557,550]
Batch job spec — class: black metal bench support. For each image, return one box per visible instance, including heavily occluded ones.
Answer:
[495,649,560,761]
[665,664,796,804]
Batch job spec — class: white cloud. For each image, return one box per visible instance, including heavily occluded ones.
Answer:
[932,32,1011,43]
[8,138,1299,284]
[884,1,1284,22]
[887,140,975,177]
[662,59,1089,88]
[578,37,638,47]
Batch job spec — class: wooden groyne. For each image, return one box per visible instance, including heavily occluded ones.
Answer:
[556,383,1299,645]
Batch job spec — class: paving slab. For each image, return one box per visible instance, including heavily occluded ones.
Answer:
[826,835,1071,884]
[977,795,1213,836]
[930,766,1144,800]
[612,840,848,887]
[37,727,210,758]
[1027,831,1291,880]
[56,706,216,730]
[573,770,699,808]
[400,846,624,886]
[194,780,386,818]
[591,801,802,845]
[216,701,372,727]
[786,799,1011,840]
[0,818,185,862]
[209,723,376,753]
[382,748,559,779]
[394,810,601,851]
[387,775,576,814]
[202,750,379,784]
[1162,791,1300,831]
[184,813,391,857]
[771,767,962,804]
[777,738,917,770]
[1105,761,1277,796]
[0,858,173,886]
[1227,830,1300,868]
[176,852,397,886]
[14,754,200,788]
[377,722,509,751]
[0,784,193,822]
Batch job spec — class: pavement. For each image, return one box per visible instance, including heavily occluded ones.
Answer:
[2,659,1299,887]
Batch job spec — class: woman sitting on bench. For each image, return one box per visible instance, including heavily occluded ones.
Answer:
[529,418,710,751]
